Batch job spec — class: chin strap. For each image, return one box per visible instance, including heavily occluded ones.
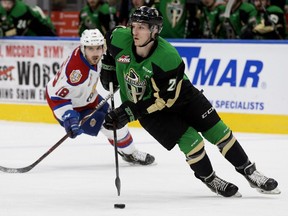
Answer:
[138,25,160,47]
[139,31,155,47]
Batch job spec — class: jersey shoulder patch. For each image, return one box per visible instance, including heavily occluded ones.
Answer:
[65,48,90,86]
[68,69,83,84]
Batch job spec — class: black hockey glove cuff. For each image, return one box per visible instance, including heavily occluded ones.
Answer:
[100,53,118,91]
[104,101,139,130]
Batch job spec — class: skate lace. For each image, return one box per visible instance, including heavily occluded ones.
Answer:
[248,170,269,187]
[132,150,147,162]
[208,176,228,193]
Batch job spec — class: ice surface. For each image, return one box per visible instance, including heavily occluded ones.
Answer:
[0,120,287,216]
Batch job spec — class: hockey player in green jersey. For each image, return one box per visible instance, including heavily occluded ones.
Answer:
[118,0,153,26]
[0,0,56,36]
[100,6,281,197]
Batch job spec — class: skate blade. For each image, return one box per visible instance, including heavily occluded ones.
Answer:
[232,191,242,198]
[128,161,158,166]
[212,191,242,198]
[256,187,281,195]
[122,161,158,166]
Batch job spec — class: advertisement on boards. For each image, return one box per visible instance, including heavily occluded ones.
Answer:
[0,39,79,104]
[0,38,287,118]
[172,41,288,116]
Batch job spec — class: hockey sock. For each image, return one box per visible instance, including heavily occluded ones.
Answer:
[218,133,249,168]
[187,147,214,177]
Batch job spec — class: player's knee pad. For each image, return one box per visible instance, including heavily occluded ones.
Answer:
[178,127,205,165]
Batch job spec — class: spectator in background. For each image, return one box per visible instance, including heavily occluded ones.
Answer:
[119,0,153,26]
[106,0,120,29]
[252,0,287,39]
[0,0,57,37]
[30,5,56,34]
[153,0,200,38]
[78,0,118,36]
[197,0,225,38]
[217,0,257,39]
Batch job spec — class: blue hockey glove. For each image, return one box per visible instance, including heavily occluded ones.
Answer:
[100,53,118,91]
[104,101,139,130]
[62,110,84,138]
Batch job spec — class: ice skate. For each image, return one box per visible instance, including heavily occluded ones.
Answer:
[195,171,242,197]
[240,162,281,194]
[119,150,155,165]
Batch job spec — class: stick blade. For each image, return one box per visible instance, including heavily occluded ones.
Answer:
[0,165,32,173]
[115,176,121,196]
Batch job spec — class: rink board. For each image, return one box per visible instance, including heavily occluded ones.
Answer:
[0,37,288,134]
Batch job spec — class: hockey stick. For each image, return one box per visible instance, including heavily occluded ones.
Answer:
[0,92,115,173]
[223,0,235,18]
[109,82,121,196]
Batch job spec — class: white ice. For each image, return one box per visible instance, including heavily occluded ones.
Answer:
[0,120,287,216]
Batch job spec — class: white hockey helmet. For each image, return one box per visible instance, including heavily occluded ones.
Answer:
[80,29,105,55]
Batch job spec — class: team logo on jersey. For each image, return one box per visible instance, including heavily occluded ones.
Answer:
[166,0,184,28]
[124,68,146,102]
[117,55,130,63]
[69,70,82,83]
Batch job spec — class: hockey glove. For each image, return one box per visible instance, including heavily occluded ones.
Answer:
[100,53,118,91]
[104,101,139,130]
[62,110,84,138]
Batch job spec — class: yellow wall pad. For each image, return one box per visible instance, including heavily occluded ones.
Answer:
[1,104,288,134]
[219,112,288,134]
[0,103,57,124]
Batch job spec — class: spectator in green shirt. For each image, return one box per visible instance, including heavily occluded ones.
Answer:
[0,0,56,37]
[78,0,118,36]
[198,0,226,38]
[154,0,192,38]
